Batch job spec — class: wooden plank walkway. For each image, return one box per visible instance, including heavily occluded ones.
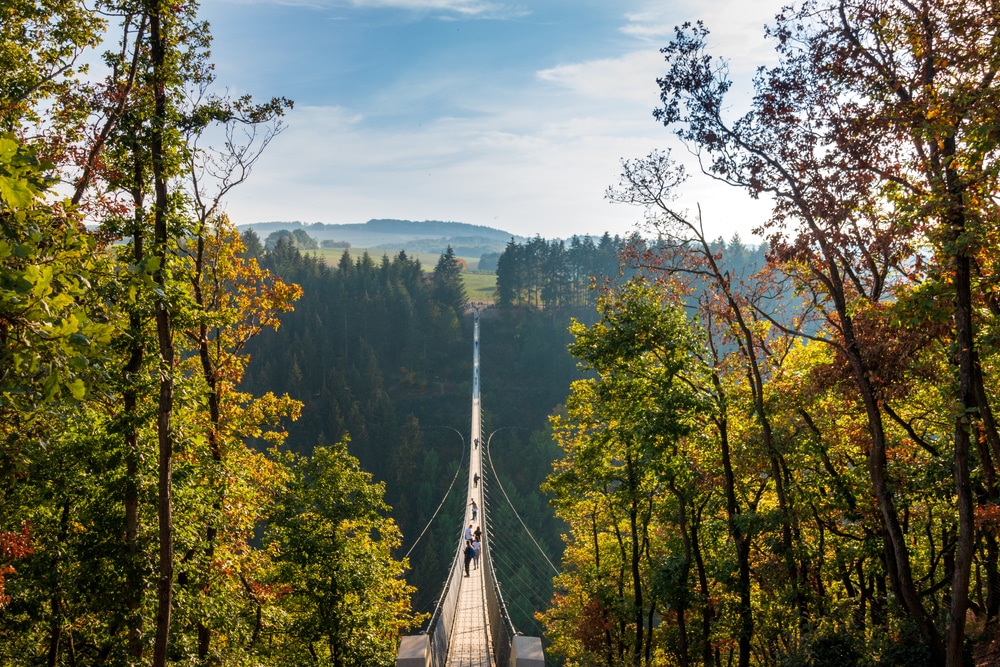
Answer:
[444,553,490,666]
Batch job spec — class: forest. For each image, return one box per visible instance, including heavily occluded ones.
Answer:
[537,4,1000,667]
[0,1,426,665]
[3,1,1000,667]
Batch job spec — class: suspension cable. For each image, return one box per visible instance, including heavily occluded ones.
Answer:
[484,432,560,575]
[401,438,467,560]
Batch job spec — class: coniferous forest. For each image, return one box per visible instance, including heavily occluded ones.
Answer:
[237,236,626,628]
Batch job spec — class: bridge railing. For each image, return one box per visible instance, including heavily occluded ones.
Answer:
[421,534,466,667]
[481,521,516,666]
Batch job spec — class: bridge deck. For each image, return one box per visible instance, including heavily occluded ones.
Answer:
[445,551,491,666]
[446,310,491,666]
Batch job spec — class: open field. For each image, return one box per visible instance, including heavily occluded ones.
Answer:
[463,272,496,304]
[305,247,481,270]
[305,247,496,304]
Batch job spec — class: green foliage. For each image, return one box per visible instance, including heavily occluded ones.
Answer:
[0,134,112,414]
[0,0,103,129]
[780,631,864,667]
[543,278,705,666]
[264,440,423,667]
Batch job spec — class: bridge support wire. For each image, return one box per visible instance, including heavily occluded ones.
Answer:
[397,309,545,667]
[407,526,466,667]
[482,486,516,667]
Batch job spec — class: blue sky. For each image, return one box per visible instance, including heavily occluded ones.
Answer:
[199,0,785,240]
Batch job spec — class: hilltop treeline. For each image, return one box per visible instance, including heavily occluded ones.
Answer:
[494,232,766,310]
[496,233,624,308]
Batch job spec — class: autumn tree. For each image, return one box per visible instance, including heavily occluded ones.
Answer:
[543,278,703,667]
[650,3,1000,664]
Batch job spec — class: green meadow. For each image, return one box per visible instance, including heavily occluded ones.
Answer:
[305,247,496,303]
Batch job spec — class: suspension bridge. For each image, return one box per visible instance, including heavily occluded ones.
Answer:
[396,310,548,667]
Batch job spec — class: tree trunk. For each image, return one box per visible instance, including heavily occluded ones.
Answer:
[149,2,175,664]
[985,534,1000,620]
[946,160,976,667]
[712,384,752,667]
[691,508,713,667]
[629,495,643,667]
[124,186,145,661]
[46,501,70,667]
[838,306,942,659]
[194,229,221,660]
[671,482,692,667]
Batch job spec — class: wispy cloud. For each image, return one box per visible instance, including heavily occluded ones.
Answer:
[619,9,675,41]
[218,0,527,18]
[537,50,665,108]
[618,0,782,68]
[347,0,523,17]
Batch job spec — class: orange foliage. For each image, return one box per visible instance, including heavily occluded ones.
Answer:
[0,523,34,608]
[573,597,611,654]
[975,503,1000,536]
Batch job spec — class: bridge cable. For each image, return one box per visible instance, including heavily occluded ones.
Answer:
[481,486,559,588]
[401,439,467,560]
[484,433,560,576]
[480,496,552,661]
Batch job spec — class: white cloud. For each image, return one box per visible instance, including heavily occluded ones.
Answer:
[221,89,771,241]
[210,0,783,241]
[619,0,782,69]
[537,50,665,109]
[213,0,526,18]
[347,0,515,16]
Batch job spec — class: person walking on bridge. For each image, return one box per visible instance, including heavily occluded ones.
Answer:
[465,524,473,543]
[470,499,478,521]
[472,538,482,570]
[463,541,474,577]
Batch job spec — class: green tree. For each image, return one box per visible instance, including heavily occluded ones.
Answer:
[543,278,703,667]
[432,245,466,315]
[266,439,423,667]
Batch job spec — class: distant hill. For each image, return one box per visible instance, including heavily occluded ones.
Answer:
[238,219,525,256]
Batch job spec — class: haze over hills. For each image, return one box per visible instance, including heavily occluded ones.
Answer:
[238,219,526,256]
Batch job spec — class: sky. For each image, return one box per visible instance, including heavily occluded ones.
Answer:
[198,0,786,241]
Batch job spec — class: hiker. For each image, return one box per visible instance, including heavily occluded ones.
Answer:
[464,524,473,543]
[470,499,478,521]
[472,538,482,570]
[473,473,479,488]
[463,541,474,576]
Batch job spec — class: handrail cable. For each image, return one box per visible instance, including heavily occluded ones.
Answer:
[402,437,467,560]
[484,433,560,575]
[484,517,557,596]
[482,487,560,591]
